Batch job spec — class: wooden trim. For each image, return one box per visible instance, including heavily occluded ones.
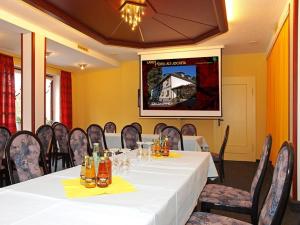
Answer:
[21,34,23,131]
[22,0,228,48]
[31,32,35,132]
[50,79,53,121]
[44,38,46,125]
[292,0,298,200]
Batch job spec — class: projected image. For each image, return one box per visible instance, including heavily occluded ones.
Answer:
[141,56,220,114]
[148,65,196,107]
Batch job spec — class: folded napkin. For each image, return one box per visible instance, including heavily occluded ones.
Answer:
[61,176,136,199]
[152,151,183,159]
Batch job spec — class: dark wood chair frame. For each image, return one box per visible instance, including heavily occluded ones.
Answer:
[36,124,54,173]
[86,124,108,151]
[5,130,48,184]
[68,128,90,167]
[181,123,197,136]
[153,123,167,134]
[161,126,184,151]
[213,125,230,182]
[121,125,142,150]
[53,123,72,171]
[104,121,117,133]
[201,135,272,225]
[0,126,11,187]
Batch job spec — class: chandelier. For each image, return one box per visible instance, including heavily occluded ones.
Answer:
[120,1,146,31]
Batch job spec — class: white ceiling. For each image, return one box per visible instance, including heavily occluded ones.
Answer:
[0,0,289,71]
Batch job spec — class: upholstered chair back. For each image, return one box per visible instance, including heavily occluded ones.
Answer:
[161,126,184,151]
[153,123,167,134]
[6,131,47,183]
[87,124,107,150]
[181,124,197,136]
[258,142,294,225]
[53,123,69,153]
[69,128,89,166]
[104,122,116,133]
[121,125,141,150]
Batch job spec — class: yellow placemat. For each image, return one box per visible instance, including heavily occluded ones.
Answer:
[61,176,136,199]
[152,151,183,160]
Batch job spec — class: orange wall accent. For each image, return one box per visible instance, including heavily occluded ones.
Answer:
[267,16,290,164]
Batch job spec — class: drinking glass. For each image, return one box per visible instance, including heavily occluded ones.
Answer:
[136,141,144,161]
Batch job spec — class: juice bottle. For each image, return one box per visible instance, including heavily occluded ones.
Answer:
[162,138,170,157]
[93,143,100,175]
[97,157,109,188]
[104,150,112,184]
[85,157,96,188]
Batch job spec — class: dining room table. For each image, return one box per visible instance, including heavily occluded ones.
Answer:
[105,133,209,151]
[0,150,218,225]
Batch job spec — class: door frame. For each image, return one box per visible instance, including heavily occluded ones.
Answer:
[213,76,256,161]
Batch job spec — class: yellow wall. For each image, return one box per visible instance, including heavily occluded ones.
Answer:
[72,53,267,159]
[222,53,267,158]
[266,17,289,164]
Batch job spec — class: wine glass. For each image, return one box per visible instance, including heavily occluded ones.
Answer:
[136,141,144,161]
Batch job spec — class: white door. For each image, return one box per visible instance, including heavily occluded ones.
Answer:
[214,76,256,161]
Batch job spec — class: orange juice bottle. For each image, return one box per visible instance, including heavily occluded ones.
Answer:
[104,150,112,184]
[85,157,96,188]
[97,157,109,188]
[162,138,170,157]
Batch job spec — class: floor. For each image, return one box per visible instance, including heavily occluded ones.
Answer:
[201,160,300,225]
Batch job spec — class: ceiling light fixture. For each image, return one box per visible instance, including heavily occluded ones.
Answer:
[79,64,87,70]
[120,0,146,31]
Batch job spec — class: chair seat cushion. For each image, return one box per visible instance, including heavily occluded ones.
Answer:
[200,184,252,208]
[186,212,250,225]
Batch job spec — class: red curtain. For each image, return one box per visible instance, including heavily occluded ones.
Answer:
[60,70,72,129]
[0,54,16,133]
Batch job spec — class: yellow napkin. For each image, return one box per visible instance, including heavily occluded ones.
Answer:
[152,151,183,159]
[61,176,136,199]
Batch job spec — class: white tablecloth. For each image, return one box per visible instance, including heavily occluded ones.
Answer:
[1,151,217,225]
[105,133,209,151]
[105,133,217,179]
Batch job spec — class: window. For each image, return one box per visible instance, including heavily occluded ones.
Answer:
[14,69,21,131]
[45,76,53,124]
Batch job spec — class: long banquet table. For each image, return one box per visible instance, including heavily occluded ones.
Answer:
[1,151,217,225]
[105,133,209,151]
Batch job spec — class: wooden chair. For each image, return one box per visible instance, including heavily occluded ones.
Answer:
[68,128,89,166]
[200,135,272,224]
[211,125,229,182]
[153,123,167,134]
[186,141,294,225]
[121,125,141,150]
[86,124,107,151]
[131,122,142,133]
[161,126,184,150]
[181,123,197,136]
[53,123,71,171]
[36,124,54,173]
[5,131,48,184]
[104,121,117,133]
[0,127,11,186]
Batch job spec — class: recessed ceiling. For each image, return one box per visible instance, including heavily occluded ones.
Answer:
[23,0,228,48]
[0,0,289,71]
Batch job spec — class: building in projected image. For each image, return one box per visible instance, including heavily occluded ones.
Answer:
[150,72,196,106]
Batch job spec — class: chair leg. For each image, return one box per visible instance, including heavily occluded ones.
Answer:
[221,161,225,179]
[54,155,58,172]
[201,202,211,213]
